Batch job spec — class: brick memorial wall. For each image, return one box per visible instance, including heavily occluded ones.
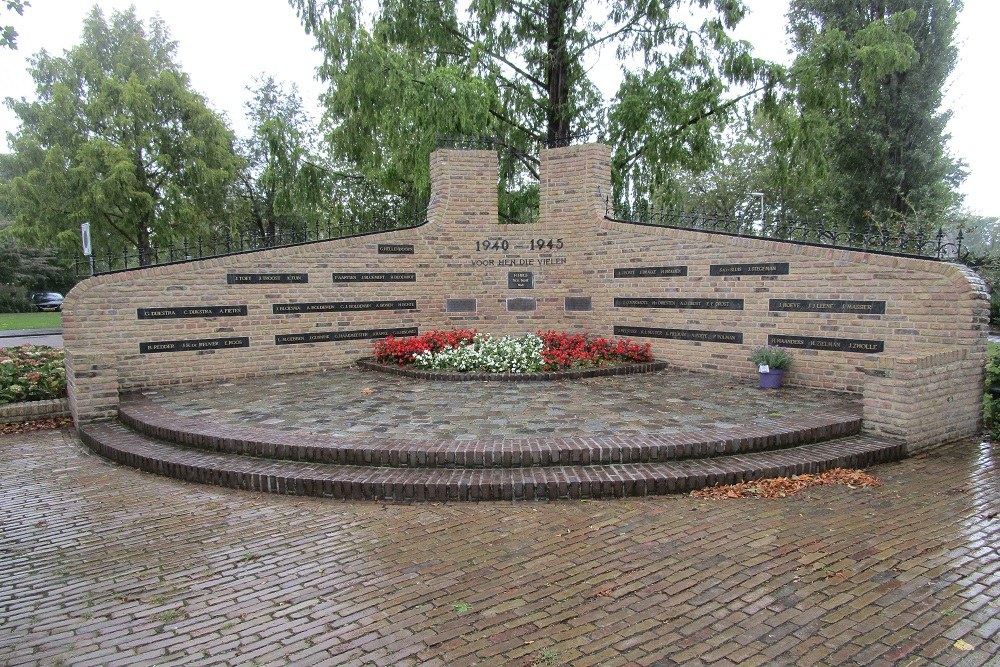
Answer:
[63,144,989,451]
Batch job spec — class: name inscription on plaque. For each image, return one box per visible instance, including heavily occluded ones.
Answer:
[332,272,416,282]
[378,244,414,254]
[768,334,884,353]
[138,305,248,320]
[508,271,534,289]
[613,266,688,278]
[140,336,249,354]
[614,297,743,310]
[768,299,886,315]
[275,326,418,346]
[710,263,789,277]
[272,300,416,314]
[614,326,743,344]
[228,273,308,284]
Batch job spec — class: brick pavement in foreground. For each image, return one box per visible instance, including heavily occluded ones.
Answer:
[0,429,997,666]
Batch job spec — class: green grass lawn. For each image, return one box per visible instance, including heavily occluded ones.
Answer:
[0,312,63,331]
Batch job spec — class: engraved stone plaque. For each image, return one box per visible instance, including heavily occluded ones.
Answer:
[446,298,477,313]
[508,271,534,289]
[767,334,884,353]
[332,272,416,282]
[564,297,592,312]
[377,244,414,254]
[710,263,789,277]
[275,326,418,346]
[613,326,743,344]
[613,266,688,278]
[227,273,308,284]
[272,300,416,314]
[137,305,248,319]
[140,336,249,354]
[768,299,886,315]
[614,297,743,310]
[507,297,536,312]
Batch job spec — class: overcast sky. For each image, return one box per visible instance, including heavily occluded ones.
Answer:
[1,0,996,217]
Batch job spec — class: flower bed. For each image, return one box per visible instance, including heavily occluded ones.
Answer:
[373,329,652,374]
[0,345,66,405]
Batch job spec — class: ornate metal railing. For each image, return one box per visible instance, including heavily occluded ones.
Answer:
[75,205,428,277]
[604,199,965,261]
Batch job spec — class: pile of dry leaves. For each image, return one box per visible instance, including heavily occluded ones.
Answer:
[0,417,72,435]
[692,468,881,499]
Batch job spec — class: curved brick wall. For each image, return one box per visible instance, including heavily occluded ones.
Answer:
[64,144,989,450]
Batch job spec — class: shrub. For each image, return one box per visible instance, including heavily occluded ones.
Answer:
[984,343,1000,439]
[750,346,792,371]
[0,345,66,404]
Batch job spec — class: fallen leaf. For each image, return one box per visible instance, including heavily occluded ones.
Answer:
[361,387,374,395]
[692,468,881,499]
[953,639,974,651]
[0,417,72,435]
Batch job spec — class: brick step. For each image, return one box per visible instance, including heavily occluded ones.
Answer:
[119,394,863,468]
[79,422,904,501]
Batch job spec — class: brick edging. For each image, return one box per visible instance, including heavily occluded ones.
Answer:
[0,397,70,424]
[118,393,863,468]
[355,358,670,382]
[79,422,907,501]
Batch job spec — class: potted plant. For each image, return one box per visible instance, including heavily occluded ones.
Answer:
[750,346,792,389]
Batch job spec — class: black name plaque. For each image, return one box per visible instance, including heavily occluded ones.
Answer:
[140,336,249,354]
[767,334,884,353]
[378,244,414,254]
[138,305,248,320]
[275,326,418,346]
[613,266,688,278]
[710,263,789,277]
[507,297,536,312]
[332,272,416,282]
[564,297,592,312]
[768,299,886,315]
[446,298,477,312]
[273,300,416,314]
[614,326,743,344]
[228,273,308,284]
[614,297,743,310]
[508,271,534,289]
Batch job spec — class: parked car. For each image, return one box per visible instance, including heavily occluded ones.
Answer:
[31,292,64,312]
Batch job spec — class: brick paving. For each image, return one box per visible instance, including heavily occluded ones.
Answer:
[1,428,997,665]
[141,367,861,440]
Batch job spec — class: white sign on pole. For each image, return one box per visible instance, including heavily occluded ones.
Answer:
[81,222,92,256]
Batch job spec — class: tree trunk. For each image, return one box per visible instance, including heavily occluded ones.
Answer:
[545,0,572,146]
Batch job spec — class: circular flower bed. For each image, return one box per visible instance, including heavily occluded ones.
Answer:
[372,329,653,374]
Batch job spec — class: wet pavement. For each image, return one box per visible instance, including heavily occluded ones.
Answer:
[0,329,63,349]
[1,428,997,666]
[143,367,861,441]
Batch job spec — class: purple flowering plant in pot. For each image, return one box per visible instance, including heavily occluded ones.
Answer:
[750,346,792,389]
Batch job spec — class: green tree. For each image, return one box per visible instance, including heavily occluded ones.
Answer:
[289,0,780,213]
[785,0,965,230]
[234,76,326,244]
[1,0,28,49]
[1,6,239,265]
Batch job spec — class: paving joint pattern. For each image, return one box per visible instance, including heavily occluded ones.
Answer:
[78,367,900,501]
[0,429,996,665]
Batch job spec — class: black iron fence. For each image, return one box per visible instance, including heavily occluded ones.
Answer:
[604,199,964,261]
[74,206,428,276]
